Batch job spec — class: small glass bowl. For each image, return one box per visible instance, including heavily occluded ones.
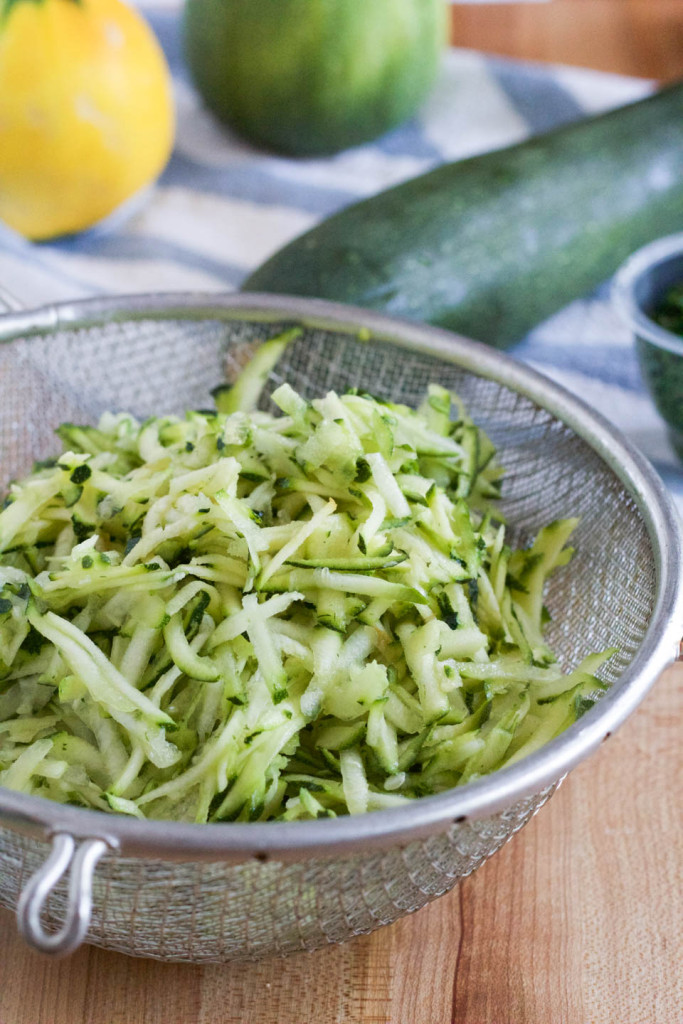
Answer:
[614,233,683,462]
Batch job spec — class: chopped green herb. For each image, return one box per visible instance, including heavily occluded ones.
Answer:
[653,282,683,338]
[70,465,92,485]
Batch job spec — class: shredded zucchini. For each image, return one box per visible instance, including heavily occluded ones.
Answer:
[0,335,614,821]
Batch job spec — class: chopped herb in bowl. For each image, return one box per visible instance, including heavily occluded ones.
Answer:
[614,234,683,463]
[653,282,683,337]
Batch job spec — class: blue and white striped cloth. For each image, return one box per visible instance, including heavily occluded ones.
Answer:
[1,3,681,512]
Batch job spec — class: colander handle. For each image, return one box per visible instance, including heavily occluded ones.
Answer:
[16,832,110,957]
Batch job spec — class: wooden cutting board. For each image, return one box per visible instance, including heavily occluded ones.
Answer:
[1,662,680,1024]
[451,0,683,83]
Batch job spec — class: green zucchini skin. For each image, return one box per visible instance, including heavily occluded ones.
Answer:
[244,84,683,349]
[183,0,446,157]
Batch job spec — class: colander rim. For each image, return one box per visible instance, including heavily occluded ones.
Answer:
[0,291,680,860]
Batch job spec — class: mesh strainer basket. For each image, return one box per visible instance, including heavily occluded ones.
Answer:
[0,292,680,962]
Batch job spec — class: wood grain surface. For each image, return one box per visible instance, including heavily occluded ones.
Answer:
[451,0,683,83]
[2,4,683,1023]
[1,663,681,1024]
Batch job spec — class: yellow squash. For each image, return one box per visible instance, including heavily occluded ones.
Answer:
[0,0,174,240]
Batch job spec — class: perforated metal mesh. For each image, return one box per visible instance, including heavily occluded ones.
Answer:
[0,786,551,961]
[0,307,657,961]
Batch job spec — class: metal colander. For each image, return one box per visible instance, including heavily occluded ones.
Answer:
[0,293,680,962]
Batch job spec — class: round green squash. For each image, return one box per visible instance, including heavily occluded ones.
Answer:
[183,0,447,156]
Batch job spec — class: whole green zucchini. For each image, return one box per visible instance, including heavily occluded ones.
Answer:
[244,84,683,349]
[184,0,447,156]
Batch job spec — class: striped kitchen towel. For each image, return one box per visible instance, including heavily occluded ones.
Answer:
[0,4,680,512]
